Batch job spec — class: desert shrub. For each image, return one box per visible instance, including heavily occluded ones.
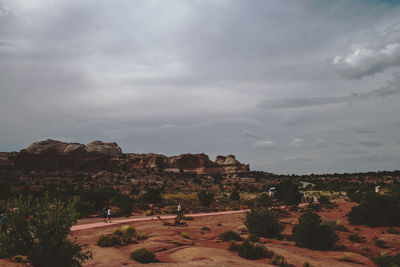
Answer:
[230,190,240,201]
[201,226,210,231]
[112,194,133,216]
[130,248,157,263]
[275,180,302,208]
[373,252,400,267]
[387,228,399,234]
[248,233,259,242]
[219,230,243,242]
[256,193,273,208]
[323,220,348,232]
[197,190,214,207]
[181,232,190,239]
[348,233,361,242]
[97,234,121,247]
[318,195,330,205]
[271,254,290,266]
[292,209,337,250]
[141,188,163,204]
[374,238,387,248]
[229,240,274,260]
[245,208,283,238]
[302,262,315,267]
[347,192,400,227]
[0,196,91,267]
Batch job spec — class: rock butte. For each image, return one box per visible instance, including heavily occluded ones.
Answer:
[0,139,250,174]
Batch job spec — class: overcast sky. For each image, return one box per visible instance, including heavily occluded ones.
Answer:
[1,0,400,174]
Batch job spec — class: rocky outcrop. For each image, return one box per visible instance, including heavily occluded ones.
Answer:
[5,139,250,174]
[14,139,122,171]
[85,141,122,157]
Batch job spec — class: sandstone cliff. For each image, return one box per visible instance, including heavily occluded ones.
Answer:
[3,139,250,174]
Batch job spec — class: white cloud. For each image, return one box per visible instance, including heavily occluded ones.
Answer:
[333,43,400,79]
[253,140,275,149]
[290,138,305,147]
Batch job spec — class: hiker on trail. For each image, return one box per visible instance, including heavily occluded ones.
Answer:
[107,208,112,223]
[177,203,182,216]
[103,208,107,223]
[150,204,155,219]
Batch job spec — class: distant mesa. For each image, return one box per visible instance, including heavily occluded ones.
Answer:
[0,139,249,174]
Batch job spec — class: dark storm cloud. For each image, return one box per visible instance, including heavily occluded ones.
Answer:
[0,0,400,173]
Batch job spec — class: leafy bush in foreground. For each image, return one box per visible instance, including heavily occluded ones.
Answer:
[245,208,283,238]
[219,230,243,242]
[292,209,337,250]
[0,196,92,267]
[130,248,157,263]
[229,240,274,260]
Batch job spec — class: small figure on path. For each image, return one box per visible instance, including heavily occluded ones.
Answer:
[107,207,112,223]
[103,208,107,223]
[177,203,182,216]
[150,204,155,220]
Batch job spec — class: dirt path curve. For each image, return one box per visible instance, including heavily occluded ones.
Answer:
[71,209,250,231]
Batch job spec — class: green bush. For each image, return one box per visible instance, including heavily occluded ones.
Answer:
[387,228,399,234]
[219,230,243,242]
[323,220,348,232]
[348,233,361,243]
[374,238,387,248]
[130,248,157,263]
[248,233,259,242]
[275,180,302,208]
[0,196,92,267]
[347,192,400,227]
[229,240,274,260]
[271,254,290,266]
[245,208,283,238]
[230,190,240,201]
[197,190,214,207]
[292,209,337,250]
[373,252,400,267]
[97,234,121,247]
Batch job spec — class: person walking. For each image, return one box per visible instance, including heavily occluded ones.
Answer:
[107,207,112,223]
[103,208,107,223]
[177,203,182,216]
[150,204,154,220]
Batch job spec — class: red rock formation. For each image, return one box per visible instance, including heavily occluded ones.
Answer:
[7,139,250,174]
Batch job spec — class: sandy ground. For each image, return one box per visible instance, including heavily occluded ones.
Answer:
[1,199,399,266]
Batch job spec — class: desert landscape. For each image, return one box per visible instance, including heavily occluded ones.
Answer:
[1,1,400,266]
[0,140,399,266]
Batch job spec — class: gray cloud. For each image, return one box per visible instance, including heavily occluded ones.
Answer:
[257,75,400,109]
[0,0,400,174]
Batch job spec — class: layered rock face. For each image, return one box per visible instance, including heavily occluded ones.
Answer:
[4,139,250,174]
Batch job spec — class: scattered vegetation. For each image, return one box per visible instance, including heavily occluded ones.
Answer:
[292,209,337,250]
[374,238,387,249]
[97,226,142,247]
[229,240,274,260]
[197,190,214,207]
[219,230,243,242]
[348,233,362,243]
[347,192,400,227]
[387,228,400,234]
[130,248,157,263]
[373,252,400,267]
[245,208,283,238]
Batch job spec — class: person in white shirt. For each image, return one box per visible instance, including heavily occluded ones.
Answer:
[107,208,112,223]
